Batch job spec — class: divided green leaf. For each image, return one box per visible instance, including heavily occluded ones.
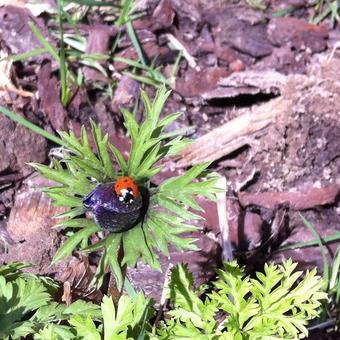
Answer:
[158,259,328,339]
[0,259,327,339]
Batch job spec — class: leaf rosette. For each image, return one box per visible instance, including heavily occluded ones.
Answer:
[31,87,220,288]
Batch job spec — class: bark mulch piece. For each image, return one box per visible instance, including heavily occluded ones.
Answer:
[0,174,65,273]
[267,17,329,53]
[37,61,68,131]
[0,5,51,57]
[83,25,117,84]
[238,185,340,210]
[0,114,47,176]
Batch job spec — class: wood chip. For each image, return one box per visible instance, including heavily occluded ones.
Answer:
[238,185,340,210]
[177,96,290,167]
[202,70,287,100]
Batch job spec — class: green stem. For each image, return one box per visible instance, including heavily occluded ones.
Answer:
[58,0,70,106]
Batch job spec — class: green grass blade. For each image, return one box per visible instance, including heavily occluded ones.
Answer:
[123,72,163,87]
[126,20,146,66]
[114,57,149,70]
[0,106,66,146]
[278,232,340,251]
[3,47,48,62]
[300,213,330,286]
[116,0,134,26]
[57,0,70,106]
[271,6,296,17]
[65,0,116,6]
[29,22,59,62]
[329,246,340,291]
[79,59,108,77]
[115,57,169,86]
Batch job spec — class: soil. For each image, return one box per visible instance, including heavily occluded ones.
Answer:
[0,0,339,337]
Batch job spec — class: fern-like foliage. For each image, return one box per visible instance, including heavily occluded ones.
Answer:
[0,262,152,340]
[0,263,54,339]
[244,259,328,339]
[32,294,153,340]
[31,86,220,288]
[159,259,328,340]
[157,264,219,339]
[0,260,327,339]
[41,293,153,340]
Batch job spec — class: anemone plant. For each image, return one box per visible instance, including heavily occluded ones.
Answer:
[16,87,220,289]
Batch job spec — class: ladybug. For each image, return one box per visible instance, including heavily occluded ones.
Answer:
[83,176,142,233]
[114,176,139,204]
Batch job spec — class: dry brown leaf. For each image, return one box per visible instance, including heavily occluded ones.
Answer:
[62,281,72,305]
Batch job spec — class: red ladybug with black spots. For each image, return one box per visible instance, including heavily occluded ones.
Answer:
[83,176,142,233]
[114,176,139,204]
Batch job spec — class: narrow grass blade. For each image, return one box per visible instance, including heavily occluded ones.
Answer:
[271,6,296,17]
[329,246,340,291]
[278,232,340,251]
[300,213,330,285]
[29,22,59,62]
[65,0,116,6]
[116,0,134,26]
[0,106,66,146]
[123,72,163,87]
[2,48,48,62]
[126,20,146,65]
[57,0,70,106]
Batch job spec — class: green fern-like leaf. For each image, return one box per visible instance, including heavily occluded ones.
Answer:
[67,293,154,340]
[210,261,259,336]
[0,262,106,339]
[244,259,328,339]
[68,314,101,340]
[159,260,327,339]
[0,260,327,339]
[33,292,153,340]
[157,264,219,339]
[0,272,51,338]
